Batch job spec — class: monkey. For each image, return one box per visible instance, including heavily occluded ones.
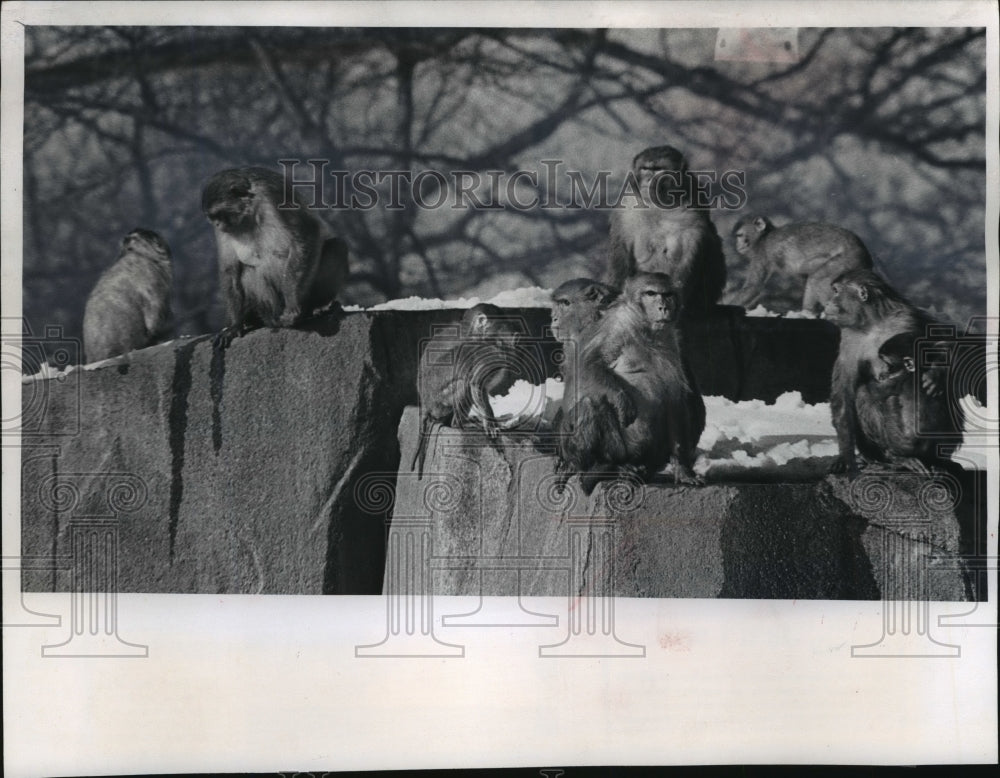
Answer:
[202,166,349,347]
[549,278,619,345]
[606,145,726,316]
[82,228,172,363]
[823,268,962,475]
[411,303,521,479]
[852,332,964,474]
[728,216,873,314]
[556,272,706,495]
[539,278,621,454]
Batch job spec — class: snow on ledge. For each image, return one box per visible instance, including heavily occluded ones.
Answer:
[345,286,553,312]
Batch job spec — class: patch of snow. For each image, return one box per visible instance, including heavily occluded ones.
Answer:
[743,305,819,319]
[347,287,553,312]
[483,384,989,473]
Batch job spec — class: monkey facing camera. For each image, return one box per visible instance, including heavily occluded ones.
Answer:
[556,272,706,495]
[202,166,349,348]
[606,145,726,316]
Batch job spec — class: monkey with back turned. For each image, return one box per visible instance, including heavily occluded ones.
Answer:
[557,272,705,494]
[823,268,963,475]
[411,303,521,479]
[729,215,873,314]
[202,166,349,347]
[83,228,173,363]
[606,145,726,316]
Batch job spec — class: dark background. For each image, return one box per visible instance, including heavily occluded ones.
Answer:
[22,27,988,359]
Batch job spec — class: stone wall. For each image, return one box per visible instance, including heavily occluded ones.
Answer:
[19,306,980,598]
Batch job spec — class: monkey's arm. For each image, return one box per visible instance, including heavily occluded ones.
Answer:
[918,341,953,397]
[829,361,858,474]
[582,339,637,427]
[468,371,500,438]
[213,255,251,349]
[219,260,246,329]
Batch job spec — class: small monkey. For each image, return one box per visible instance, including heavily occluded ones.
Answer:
[823,269,961,475]
[202,166,349,346]
[607,145,726,316]
[82,228,172,363]
[558,272,705,494]
[412,304,521,479]
[854,332,964,473]
[729,216,873,313]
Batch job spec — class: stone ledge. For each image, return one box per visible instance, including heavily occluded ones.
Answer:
[19,308,978,596]
[390,407,979,600]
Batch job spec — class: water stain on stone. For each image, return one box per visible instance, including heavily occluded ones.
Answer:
[168,342,195,560]
[209,343,225,454]
[116,363,129,376]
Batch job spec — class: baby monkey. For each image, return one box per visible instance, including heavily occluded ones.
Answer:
[857,332,963,473]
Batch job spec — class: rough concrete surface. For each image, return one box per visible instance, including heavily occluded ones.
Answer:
[392,407,978,600]
[19,307,978,598]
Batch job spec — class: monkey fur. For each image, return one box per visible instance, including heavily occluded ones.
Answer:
[823,268,962,475]
[557,271,706,494]
[606,146,726,316]
[411,303,521,479]
[729,215,873,314]
[202,166,349,346]
[853,331,964,473]
[82,228,173,363]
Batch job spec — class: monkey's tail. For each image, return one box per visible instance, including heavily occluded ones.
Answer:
[411,414,437,480]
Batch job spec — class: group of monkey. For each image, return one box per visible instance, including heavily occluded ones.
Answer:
[81,145,965,495]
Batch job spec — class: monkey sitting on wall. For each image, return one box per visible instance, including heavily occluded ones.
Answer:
[728,215,873,314]
[411,303,522,479]
[542,278,620,454]
[557,272,706,495]
[83,228,173,363]
[606,145,726,316]
[823,268,963,475]
[853,331,964,474]
[202,166,349,347]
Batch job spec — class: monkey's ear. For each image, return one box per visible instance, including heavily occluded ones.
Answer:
[856,284,869,303]
[752,217,768,232]
[584,284,615,305]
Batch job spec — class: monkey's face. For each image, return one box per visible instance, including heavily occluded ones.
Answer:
[550,295,597,341]
[632,147,687,202]
[202,172,257,232]
[639,287,677,329]
[550,281,614,341]
[732,224,755,255]
[822,281,864,326]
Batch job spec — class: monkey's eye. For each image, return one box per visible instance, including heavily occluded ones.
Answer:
[557,300,569,307]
